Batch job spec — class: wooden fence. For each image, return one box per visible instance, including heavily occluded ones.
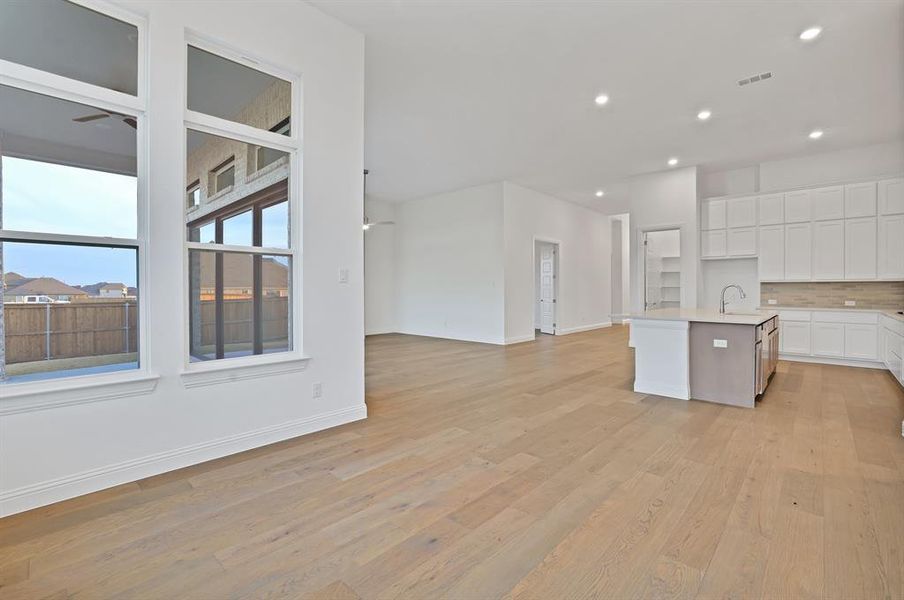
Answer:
[3,301,138,365]
[4,297,290,365]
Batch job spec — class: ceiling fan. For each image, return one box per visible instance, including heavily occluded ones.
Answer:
[72,109,137,130]
[363,215,395,230]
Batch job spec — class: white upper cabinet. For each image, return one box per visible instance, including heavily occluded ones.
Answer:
[784,222,812,280]
[812,220,845,280]
[758,225,784,280]
[878,214,904,279]
[810,186,845,221]
[758,193,784,225]
[845,217,877,279]
[784,190,811,223]
[726,196,757,228]
[727,227,757,256]
[702,229,727,258]
[844,182,877,218]
[701,199,726,230]
[879,178,904,215]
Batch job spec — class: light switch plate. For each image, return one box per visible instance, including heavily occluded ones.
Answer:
[338,268,349,284]
[844,300,856,307]
[713,339,728,348]
[312,382,323,399]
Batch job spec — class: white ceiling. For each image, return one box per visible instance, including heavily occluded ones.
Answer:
[312,0,904,210]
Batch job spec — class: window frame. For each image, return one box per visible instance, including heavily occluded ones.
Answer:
[182,32,303,374]
[187,180,201,209]
[0,0,151,396]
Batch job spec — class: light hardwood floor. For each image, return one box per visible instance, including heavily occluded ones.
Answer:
[2,326,903,599]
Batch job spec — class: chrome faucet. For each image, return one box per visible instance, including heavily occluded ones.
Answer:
[720,284,747,314]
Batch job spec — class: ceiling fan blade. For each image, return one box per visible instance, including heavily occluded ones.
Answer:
[72,113,110,123]
[123,117,137,129]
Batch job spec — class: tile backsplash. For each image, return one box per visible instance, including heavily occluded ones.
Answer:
[760,281,904,310]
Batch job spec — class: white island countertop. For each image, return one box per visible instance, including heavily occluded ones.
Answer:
[629,308,778,326]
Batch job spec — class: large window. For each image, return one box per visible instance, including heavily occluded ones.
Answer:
[185,43,296,364]
[0,2,144,385]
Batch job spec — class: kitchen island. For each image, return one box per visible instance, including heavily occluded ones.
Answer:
[629,308,779,408]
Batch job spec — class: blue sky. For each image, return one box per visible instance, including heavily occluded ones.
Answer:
[2,157,138,287]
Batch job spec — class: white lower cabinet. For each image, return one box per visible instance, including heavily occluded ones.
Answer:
[781,321,811,354]
[884,326,903,383]
[844,324,878,360]
[812,322,845,357]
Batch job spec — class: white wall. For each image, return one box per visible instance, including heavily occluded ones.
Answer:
[0,0,365,516]
[699,140,904,198]
[700,259,760,311]
[503,182,611,342]
[394,183,506,344]
[364,199,396,335]
[608,214,630,319]
[627,167,699,312]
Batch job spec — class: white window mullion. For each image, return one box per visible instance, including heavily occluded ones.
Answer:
[185,112,298,153]
[0,230,140,249]
[185,242,293,256]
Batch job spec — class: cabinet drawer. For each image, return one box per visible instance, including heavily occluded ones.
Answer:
[812,311,878,324]
[779,310,811,322]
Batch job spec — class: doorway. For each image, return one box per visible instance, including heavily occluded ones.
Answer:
[534,240,558,335]
[643,229,681,310]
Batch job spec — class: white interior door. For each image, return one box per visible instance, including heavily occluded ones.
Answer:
[539,243,556,334]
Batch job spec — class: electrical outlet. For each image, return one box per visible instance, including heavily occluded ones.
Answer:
[713,339,728,348]
[844,300,856,307]
[767,299,777,305]
[338,268,349,284]
[312,382,323,399]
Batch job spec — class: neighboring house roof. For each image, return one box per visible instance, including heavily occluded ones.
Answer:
[4,272,27,285]
[4,277,88,297]
[100,283,126,290]
[196,253,288,290]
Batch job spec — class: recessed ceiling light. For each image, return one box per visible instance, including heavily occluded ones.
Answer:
[697,109,712,121]
[808,129,824,139]
[668,157,679,167]
[595,190,605,198]
[594,94,609,106]
[799,26,822,41]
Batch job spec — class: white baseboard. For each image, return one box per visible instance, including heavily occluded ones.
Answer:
[557,322,612,335]
[0,404,367,517]
[505,334,536,345]
[778,354,886,370]
[634,379,690,400]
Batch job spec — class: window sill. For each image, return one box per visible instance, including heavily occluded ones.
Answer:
[180,354,310,388]
[0,371,160,416]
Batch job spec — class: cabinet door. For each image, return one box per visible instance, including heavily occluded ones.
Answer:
[702,199,726,230]
[845,182,877,218]
[812,220,845,280]
[702,230,727,258]
[727,196,757,228]
[812,322,844,357]
[781,321,811,354]
[878,214,904,279]
[758,193,784,225]
[784,222,812,280]
[844,324,878,360]
[844,217,877,279]
[811,186,845,221]
[784,190,810,223]
[878,178,904,215]
[758,225,784,280]
[727,227,756,256]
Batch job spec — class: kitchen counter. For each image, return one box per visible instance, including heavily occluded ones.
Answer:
[630,308,778,326]
[761,305,904,321]
[629,308,779,408]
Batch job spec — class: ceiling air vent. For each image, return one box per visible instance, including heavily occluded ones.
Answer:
[737,71,773,87]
